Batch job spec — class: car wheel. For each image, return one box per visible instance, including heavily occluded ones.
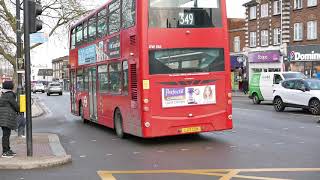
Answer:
[114,109,125,138]
[33,91,36,94]
[47,93,50,96]
[309,99,320,115]
[59,92,63,96]
[42,91,44,93]
[252,93,261,104]
[274,97,285,112]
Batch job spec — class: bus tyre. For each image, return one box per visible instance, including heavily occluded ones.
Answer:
[309,99,320,115]
[252,93,261,104]
[274,97,285,112]
[114,109,125,139]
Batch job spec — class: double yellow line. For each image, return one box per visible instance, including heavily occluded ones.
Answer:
[98,168,320,180]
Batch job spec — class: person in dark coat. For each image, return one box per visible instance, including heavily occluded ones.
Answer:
[242,77,249,95]
[0,81,19,158]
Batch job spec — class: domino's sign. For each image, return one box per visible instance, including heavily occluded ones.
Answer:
[290,51,320,61]
[288,45,320,61]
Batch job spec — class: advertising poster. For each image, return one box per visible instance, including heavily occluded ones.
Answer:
[78,45,97,65]
[107,35,121,59]
[162,85,216,108]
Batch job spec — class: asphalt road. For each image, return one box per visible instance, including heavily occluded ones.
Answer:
[0,94,320,180]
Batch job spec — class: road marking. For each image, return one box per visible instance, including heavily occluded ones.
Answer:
[97,168,320,180]
[233,107,318,118]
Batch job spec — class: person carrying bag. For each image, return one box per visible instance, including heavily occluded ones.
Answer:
[0,81,19,158]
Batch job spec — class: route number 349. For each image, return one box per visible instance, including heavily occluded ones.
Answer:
[179,12,194,26]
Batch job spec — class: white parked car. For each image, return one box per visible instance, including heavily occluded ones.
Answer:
[273,78,320,115]
[32,83,45,93]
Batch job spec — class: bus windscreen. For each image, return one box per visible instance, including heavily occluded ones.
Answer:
[149,48,225,75]
[149,0,222,28]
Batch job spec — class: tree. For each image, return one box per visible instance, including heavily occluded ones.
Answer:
[0,0,90,78]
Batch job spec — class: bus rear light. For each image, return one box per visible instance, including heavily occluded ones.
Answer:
[143,99,149,104]
[143,106,150,112]
[228,93,232,98]
[228,100,232,105]
[228,115,232,120]
[144,122,151,128]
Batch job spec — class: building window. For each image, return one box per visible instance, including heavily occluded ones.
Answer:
[261,30,268,46]
[294,0,303,9]
[307,0,317,7]
[273,28,281,45]
[260,3,268,18]
[294,22,303,41]
[273,1,281,15]
[233,36,240,52]
[307,21,317,40]
[249,6,256,20]
[250,32,256,47]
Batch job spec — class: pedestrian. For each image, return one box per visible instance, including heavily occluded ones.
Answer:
[0,81,19,158]
[242,77,249,95]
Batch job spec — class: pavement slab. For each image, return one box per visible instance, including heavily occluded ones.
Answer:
[0,133,71,169]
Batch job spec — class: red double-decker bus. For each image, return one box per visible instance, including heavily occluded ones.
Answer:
[69,0,232,138]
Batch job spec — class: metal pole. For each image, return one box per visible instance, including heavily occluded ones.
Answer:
[23,0,33,156]
[16,0,23,105]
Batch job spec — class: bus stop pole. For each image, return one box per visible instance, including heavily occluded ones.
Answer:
[23,0,33,156]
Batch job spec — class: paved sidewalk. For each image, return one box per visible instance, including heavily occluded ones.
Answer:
[0,133,71,169]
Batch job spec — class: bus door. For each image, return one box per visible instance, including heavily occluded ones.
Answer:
[88,67,98,121]
[70,70,77,114]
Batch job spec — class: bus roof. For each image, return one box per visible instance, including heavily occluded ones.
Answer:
[70,0,111,30]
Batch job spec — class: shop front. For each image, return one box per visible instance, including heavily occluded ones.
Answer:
[230,55,247,91]
[248,50,283,80]
[287,45,320,78]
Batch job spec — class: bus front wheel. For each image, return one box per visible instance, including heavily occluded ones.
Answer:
[114,109,125,139]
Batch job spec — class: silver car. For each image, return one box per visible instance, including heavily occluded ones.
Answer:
[47,83,63,96]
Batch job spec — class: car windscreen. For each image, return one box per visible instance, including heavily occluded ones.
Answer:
[306,79,320,90]
[283,73,306,79]
[149,48,225,75]
[149,0,222,28]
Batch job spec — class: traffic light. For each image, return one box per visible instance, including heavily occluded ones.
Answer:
[28,0,43,33]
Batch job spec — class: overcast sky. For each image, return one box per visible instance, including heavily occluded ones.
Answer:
[32,0,247,67]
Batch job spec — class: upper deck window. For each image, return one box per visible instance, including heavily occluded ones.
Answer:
[108,0,121,34]
[71,28,76,49]
[98,9,107,37]
[76,24,83,45]
[149,0,222,28]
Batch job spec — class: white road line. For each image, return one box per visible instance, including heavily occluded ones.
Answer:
[233,107,318,118]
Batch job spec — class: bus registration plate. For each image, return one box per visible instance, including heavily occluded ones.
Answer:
[181,127,201,134]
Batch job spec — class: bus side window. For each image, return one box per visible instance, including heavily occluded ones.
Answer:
[98,8,107,37]
[84,69,89,91]
[108,0,120,35]
[71,28,76,49]
[122,0,136,29]
[109,62,121,93]
[122,61,129,94]
[76,24,83,46]
[98,65,109,92]
[83,20,88,42]
[88,15,97,41]
[76,70,84,91]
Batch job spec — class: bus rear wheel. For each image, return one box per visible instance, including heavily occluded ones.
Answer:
[114,109,125,139]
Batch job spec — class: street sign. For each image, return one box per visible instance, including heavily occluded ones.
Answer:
[17,57,24,71]
[30,32,48,44]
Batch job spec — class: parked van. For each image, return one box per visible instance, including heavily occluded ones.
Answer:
[249,72,306,104]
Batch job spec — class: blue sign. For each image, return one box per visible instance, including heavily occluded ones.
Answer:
[30,32,48,44]
[78,45,97,65]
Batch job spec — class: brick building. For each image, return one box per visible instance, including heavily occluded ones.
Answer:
[287,0,320,78]
[228,18,247,91]
[52,56,69,90]
[243,0,320,79]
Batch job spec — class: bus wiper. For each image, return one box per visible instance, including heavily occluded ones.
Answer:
[194,0,198,8]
